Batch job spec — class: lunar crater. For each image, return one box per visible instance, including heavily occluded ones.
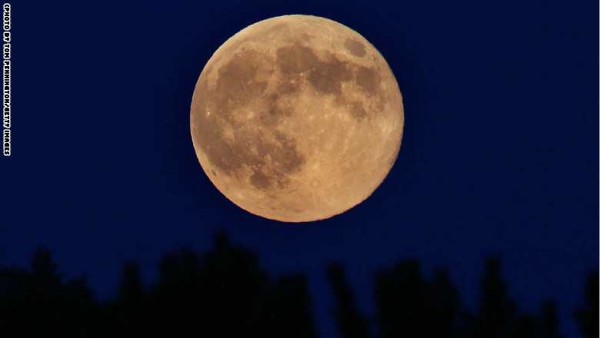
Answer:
[276,43,319,75]
[355,66,380,94]
[307,55,352,95]
[349,102,368,120]
[344,38,366,57]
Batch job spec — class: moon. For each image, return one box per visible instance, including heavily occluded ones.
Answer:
[190,15,404,223]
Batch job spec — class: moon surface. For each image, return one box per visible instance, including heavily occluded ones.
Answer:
[190,15,404,223]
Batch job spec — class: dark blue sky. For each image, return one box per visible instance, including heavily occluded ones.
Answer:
[4,0,598,337]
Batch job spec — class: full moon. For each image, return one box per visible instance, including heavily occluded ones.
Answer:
[190,15,404,223]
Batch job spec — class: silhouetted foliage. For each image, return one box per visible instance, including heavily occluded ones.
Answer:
[575,272,599,338]
[373,261,466,338]
[112,261,146,337]
[428,269,461,338]
[0,236,596,338]
[261,274,317,338]
[511,314,536,338]
[327,263,370,338]
[375,260,429,338]
[476,257,517,338]
[0,247,97,337]
[539,301,561,338]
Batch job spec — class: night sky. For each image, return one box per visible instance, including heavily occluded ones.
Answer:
[5,0,598,337]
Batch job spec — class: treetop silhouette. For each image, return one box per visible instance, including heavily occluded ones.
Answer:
[0,235,595,338]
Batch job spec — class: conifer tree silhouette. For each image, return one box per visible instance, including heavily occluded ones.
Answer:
[0,237,596,338]
[476,257,516,338]
[114,261,145,336]
[27,247,64,336]
[511,314,536,338]
[575,272,599,338]
[199,232,268,337]
[261,274,317,338]
[152,247,203,337]
[63,275,97,337]
[0,266,29,336]
[539,300,561,338]
[428,269,461,337]
[374,260,428,338]
[0,247,97,337]
[327,263,370,338]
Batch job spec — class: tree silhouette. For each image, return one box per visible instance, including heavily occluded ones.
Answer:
[62,276,97,337]
[151,248,203,337]
[476,258,517,338]
[575,272,599,338]
[261,274,317,338]
[539,301,561,338]
[0,236,596,338]
[199,232,268,337]
[0,247,97,337]
[112,261,146,337]
[31,247,59,281]
[327,263,370,338]
[0,266,30,335]
[427,269,461,337]
[374,260,429,338]
[511,314,536,338]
